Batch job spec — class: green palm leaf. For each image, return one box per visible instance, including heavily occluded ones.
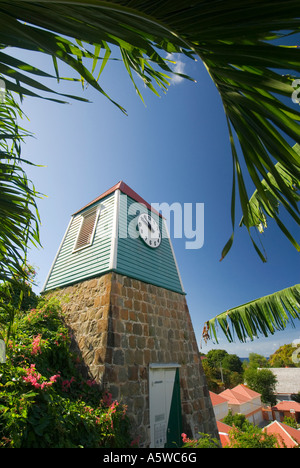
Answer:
[0,91,41,284]
[238,144,300,257]
[0,0,298,258]
[203,284,300,344]
[0,0,299,272]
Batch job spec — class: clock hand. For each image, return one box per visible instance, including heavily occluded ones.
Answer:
[148,219,154,233]
[142,216,154,232]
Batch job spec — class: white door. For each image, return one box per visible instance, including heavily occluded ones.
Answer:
[149,365,181,448]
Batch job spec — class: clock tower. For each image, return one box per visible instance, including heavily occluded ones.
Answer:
[43,181,218,448]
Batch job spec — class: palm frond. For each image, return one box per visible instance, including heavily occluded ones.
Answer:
[0,91,41,284]
[202,284,300,344]
[0,0,299,258]
[0,0,189,111]
[239,144,300,254]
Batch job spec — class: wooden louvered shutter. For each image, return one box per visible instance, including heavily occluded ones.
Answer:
[74,207,99,252]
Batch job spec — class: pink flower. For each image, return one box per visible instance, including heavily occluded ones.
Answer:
[61,376,75,392]
[22,365,59,390]
[50,374,60,383]
[31,334,42,355]
[109,401,119,414]
[102,391,112,407]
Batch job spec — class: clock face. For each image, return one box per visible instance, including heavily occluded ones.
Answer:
[138,213,161,249]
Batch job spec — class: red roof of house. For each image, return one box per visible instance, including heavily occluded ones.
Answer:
[272,400,300,413]
[234,384,261,400]
[264,421,300,448]
[73,180,163,217]
[220,388,248,405]
[217,421,232,448]
[209,391,228,406]
[219,384,261,405]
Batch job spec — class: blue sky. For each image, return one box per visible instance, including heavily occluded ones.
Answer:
[10,46,300,358]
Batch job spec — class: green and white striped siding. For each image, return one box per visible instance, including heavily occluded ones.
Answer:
[44,193,115,290]
[116,194,184,294]
[44,189,184,294]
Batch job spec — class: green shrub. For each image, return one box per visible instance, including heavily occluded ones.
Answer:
[0,297,130,448]
[223,411,252,431]
[226,425,281,448]
[181,432,221,448]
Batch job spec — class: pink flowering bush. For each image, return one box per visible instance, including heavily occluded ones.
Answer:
[181,432,221,448]
[0,297,130,448]
[30,335,42,355]
[22,364,60,390]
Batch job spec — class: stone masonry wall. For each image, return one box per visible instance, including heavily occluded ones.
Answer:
[47,272,218,447]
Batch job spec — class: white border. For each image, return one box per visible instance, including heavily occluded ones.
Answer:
[109,189,120,270]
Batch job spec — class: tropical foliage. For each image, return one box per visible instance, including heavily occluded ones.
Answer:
[201,349,244,392]
[239,144,300,258]
[0,296,130,448]
[0,91,40,286]
[202,346,300,394]
[181,431,221,449]
[244,367,277,406]
[269,343,300,368]
[223,411,252,431]
[226,425,281,449]
[181,416,281,449]
[246,353,269,370]
[0,0,299,272]
[0,1,299,343]
[282,416,299,429]
[203,283,300,344]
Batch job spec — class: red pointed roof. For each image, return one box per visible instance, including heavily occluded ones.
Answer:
[220,388,248,405]
[264,421,300,448]
[74,180,163,216]
[233,384,261,400]
[209,391,228,406]
[219,384,261,405]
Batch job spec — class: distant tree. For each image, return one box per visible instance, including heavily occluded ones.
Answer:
[226,371,243,388]
[227,425,281,449]
[247,353,270,369]
[244,368,277,406]
[201,359,221,394]
[203,350,243,392]
[206,350,243,374]
[269,344,300,368]
[222,354,243,374]
[206,350,229,370]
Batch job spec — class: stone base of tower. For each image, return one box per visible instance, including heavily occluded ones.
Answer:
[46,272,218,447]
